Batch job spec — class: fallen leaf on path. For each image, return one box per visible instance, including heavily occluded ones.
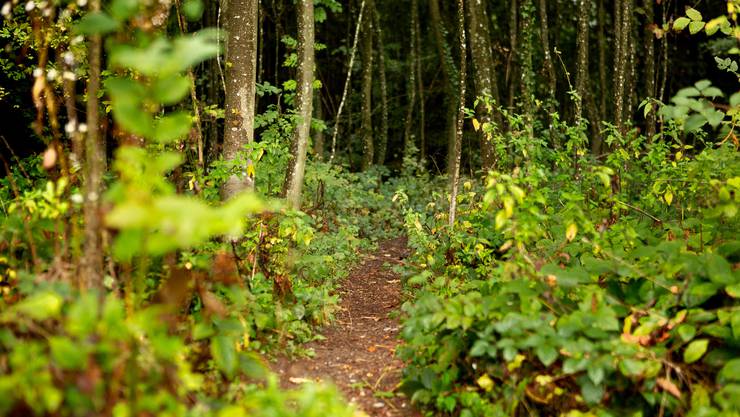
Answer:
[289,377,312,384]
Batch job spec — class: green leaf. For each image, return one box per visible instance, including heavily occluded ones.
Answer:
[673,17,691,30]
[677,324,696,342]
[535,345,558,367]
[706,253,735,285]
[701,86,723,98]
[7,291,63,321]
[74,12,120,35]
[684,114,706,132]
[110,0,139,20]
[152,112,192,143]
[684,339,709,364]
[718,359,740,383]
[581,379,604,405]
[730,92,740,107]
[152,75,191,105]
[105,77,153,138]
[183,0,204,20]
[49,337,86,370]
[694,80,712,91]
[727,283,740,298]
[587,362,605,385]
[689,21,705,34]
[211,335,237,378]
[686,8,702,22]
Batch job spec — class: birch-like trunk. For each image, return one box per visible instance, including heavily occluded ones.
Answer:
[360,0,375,170]
[222,0,258,198]
[283,0,314,209]
[449,0,467,226]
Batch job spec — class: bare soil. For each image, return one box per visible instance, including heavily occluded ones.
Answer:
[274,237,421,417]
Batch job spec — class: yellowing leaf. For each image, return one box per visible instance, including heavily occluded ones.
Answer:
[476,373,494,392]
[472,118,481,131]
[566,223,578,242]
[664,190,674,206]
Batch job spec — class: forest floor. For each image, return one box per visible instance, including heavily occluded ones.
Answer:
[274,237,421,417]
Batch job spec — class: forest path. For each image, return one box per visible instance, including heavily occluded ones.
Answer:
[273,237,420,417]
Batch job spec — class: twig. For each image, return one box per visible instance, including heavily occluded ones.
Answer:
[616,199,663,223]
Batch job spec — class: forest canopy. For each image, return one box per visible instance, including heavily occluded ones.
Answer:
[0,0,738,416]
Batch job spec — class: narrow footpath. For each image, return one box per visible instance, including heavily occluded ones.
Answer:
[274,238,421,417]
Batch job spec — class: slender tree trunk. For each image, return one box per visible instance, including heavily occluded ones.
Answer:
[644,0,656,140]
[360,0,374,170]
[374,6,389,165]
[403,0,418,159]
[467,0,502,171]
[81,0,104,290]
[429,0,459,175]
[222,0,258,197]
[613,0,632,135]
[574,0,589,123]
[506,0,518,111]
[538,0,558,147]
[283,0,314,209]
[518,0,535,136]
[329,0,366,163]
[597,0,607,121]
[539,0,557,105]
[413,0,426,163]
[175,0,204,169]
[449,0,467,226]
[313,89,324,159]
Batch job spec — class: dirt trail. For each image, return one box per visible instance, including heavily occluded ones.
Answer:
[274,238,421,417]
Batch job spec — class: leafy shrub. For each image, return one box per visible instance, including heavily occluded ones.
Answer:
[397,133,740,416]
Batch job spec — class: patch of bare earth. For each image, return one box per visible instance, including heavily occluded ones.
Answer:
[274,237,421,417]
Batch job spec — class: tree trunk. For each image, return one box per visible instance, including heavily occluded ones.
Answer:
[538,0,557,104]
[518,0,535,137]
[613,0,632,135]
[283,0,314,209]
[429,0,459,175]
[374,6,389,165]
[81,0,104,290]
[413,0,426,163]
[222,0,258,197]
[329,0,366,163]
[466,0,502,171]
[403,0,418,160]
[644,0,656,140]
[313,89,324,159]
[574,0,589,123]
[449,0,467,226]
[360,0,374,170]
[506,0,518,111]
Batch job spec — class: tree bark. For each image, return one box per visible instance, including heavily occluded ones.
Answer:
[643,0,656,140]
[574,0,589,123]
[374,6,389,165]
[283,0,314,209]
[466,0,502,171]
[449,0,467,226]
[506,0,518,111]
[613,0,633,135]
[313,89,324,159]
[360,0,374,170]
[222,0,258,197]
[413,0,426,163]
[538,0,557,109]
[81,0,104,290]
[403,0,418,160]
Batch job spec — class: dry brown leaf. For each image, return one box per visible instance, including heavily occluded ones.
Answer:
[657,377,682,399]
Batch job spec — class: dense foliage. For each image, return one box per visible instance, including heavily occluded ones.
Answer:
[1,0,739,416]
